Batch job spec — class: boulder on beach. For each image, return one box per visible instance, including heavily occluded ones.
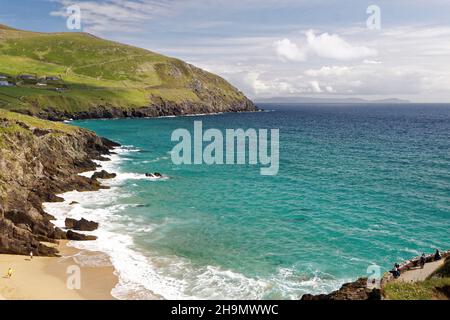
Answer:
[66,230,97,241]
[65,217,99,231]
[91,170,117,180]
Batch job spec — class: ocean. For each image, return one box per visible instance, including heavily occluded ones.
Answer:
[44,103,450,300]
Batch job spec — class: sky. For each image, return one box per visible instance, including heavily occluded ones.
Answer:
[1,0,450,102]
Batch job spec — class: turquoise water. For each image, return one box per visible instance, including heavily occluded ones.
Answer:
[71,104,450,299]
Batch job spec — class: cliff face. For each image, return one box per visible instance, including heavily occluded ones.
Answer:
[0,110,117,256]
[34,96,256,121]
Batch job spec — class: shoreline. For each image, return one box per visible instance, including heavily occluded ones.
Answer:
[42,146,167,300]
[0,241,117,300]
[63,109,264,123]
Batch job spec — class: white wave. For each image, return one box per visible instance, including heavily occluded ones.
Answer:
[141,156,170,164]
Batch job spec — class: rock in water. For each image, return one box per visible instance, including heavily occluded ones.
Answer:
[65,218,77,229]
[91,170,117,180]
[66,230,97,241]
[65,218,99,231]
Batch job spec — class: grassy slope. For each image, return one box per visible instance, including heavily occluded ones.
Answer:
[0,24,250,115]
[0,108,77,134]
[384,259,450,300]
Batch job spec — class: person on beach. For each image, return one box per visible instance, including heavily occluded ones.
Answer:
[420,253,426,269]
[6,268,13,278]
[434,249,442,261]
[30,250,33,260]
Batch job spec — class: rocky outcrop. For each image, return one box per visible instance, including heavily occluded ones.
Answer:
[92,170,116,180]
[0,111,117,256]
[65,218,99,231]
[66,230,97,241]
[301,278,382,300]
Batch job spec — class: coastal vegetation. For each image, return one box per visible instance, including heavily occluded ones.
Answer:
[383,258,450,300]
[384,278,450,300]
[0,24,255,120]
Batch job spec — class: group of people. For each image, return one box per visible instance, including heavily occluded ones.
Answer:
[419,249,442,269]
[390,249,443,279]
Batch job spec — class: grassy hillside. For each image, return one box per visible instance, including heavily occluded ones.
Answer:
[0,24,254,119]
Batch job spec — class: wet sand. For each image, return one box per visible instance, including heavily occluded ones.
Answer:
[0,241,117,300]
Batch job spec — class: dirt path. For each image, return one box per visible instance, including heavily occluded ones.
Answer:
[397,259,445,283]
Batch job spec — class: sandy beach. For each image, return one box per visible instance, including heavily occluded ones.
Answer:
[0,241,118,300]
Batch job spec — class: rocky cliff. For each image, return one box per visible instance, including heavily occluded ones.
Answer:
[0,109,118,256]
[301,278,381,300]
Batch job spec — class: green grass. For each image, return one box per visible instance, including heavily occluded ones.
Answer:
[0,108,78,134]
[0,24,248,116]
[384,278,450,300]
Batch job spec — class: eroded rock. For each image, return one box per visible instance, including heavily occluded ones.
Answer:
[66,230,97,241]
[91,170,117,180]
[65,217,98,231]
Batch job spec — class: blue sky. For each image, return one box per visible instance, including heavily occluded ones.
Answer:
[1,0,450,102]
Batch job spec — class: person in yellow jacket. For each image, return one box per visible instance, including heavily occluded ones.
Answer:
[6,267,13,278]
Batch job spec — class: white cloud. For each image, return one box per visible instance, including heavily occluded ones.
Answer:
[305,30,378,61]
[363,59,382,64]
[273,39,306,62]
[274,30,377,62]
[309,81,322,93]
[325,86,335,93]
[305,66,352,77]
[51,0,175,33]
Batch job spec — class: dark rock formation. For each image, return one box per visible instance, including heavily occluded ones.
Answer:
[0,114,118,255]
[65,217,99,231]
[436,286,450,299]
[22,98,257,122]
[301,278,382,301]
[146,172,163,178]
[66,230,97,241]
[65,218,77,229]
[92,170,117,180]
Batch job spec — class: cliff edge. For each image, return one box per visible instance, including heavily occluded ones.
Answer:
[0,109,117,256]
